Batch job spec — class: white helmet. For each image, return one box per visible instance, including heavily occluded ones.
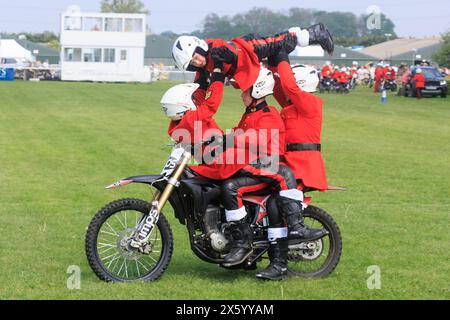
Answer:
[172,36,208,71]
[160,83,199,120]
[416,68,422,73]
[352,61,358,66]
[251,68,275,99]
[341,67,348,72]
[292,64,319,93]
[325,61,331,66]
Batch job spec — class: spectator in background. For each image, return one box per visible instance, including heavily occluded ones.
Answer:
[412,68,425,99]
[320,61,332,84]
[383,63,396,82]
[357,65,369,84]
[331,65,341,84]
[398,66,410,96]
[374,62,384,93]
[338,67,349,89]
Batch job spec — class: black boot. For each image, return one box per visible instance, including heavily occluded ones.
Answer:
[256,238,289,280]
[288,214,329,241]
[222,220,253,267]
[306,23,334,55]
[277,196,328,241]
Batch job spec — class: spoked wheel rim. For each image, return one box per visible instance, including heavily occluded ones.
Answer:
[287,213,336,277]
[96,210,163,281]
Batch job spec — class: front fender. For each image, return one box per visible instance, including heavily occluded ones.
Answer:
[105,174,164,189]
[105,174,188,225]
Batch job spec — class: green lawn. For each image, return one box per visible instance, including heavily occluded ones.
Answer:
[0,81,449,300]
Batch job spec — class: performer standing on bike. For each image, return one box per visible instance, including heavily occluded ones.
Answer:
[254,52,329,280]
[218,68,326,274]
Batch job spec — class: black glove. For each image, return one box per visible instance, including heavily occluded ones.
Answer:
[195,70,209,90]
[267,50,290,67]
[211,46,237,70]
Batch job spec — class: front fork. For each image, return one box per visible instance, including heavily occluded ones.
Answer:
[130,152,192,250]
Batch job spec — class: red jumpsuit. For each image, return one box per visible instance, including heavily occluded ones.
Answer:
[272,61,328,191]
[195,31,299,92]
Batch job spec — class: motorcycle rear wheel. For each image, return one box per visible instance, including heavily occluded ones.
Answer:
[85,198,173,282]
[287,205,342,278]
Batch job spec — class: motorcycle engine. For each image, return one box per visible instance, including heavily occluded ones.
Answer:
[207,231,228,252]
[203,205,229,253]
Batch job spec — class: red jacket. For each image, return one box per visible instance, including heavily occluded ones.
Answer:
[201,38,261,92]
[321,65,332,77]
[272,61,328,191]
[233,102,286,164]
[331,69,341,80]
[167,76,247,180]
[384,68,396,80]
[338,72,349,84]
[412,73,425,88]
[167,81,223,145]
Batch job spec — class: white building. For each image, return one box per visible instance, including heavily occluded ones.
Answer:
[60,7,148,82]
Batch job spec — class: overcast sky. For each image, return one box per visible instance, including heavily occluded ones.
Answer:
[1,0,449,37]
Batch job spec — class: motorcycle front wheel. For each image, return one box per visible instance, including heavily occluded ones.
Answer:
[85,198,173,282]
[287,205,342,278]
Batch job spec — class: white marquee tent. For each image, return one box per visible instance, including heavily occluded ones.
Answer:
[0,39,34,62]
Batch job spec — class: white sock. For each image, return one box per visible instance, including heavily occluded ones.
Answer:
[279,189,304,201]
[289,27,310,47]
[225,206,247,222]
[268,227,288,242]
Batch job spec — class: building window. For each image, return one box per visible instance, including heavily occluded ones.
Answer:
[83,48,102,62]
[120,50,127,61]
[103,49,116,63]
[64,16,82,30]
[124,18,143,32]
[105,18,123,32]
[83,17,102,31]
[64,48,82,62]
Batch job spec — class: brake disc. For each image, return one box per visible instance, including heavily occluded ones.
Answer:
[288,239,324,261]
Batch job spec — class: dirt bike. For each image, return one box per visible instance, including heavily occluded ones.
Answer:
[85,143,343,282]
[319,77,332,93]
[383,79,398,92]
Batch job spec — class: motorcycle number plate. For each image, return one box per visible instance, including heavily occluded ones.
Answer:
[160,145,185,176]
[426,86,437,90]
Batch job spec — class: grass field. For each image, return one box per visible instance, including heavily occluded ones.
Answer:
[0,80,449,300]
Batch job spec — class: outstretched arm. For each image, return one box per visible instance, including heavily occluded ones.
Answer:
[192,69,209,104]
[191,71,225,122]
[276,58,321,118]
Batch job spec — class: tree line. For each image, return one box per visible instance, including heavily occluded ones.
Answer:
[3,0,449,66]
[188,7,397,47]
